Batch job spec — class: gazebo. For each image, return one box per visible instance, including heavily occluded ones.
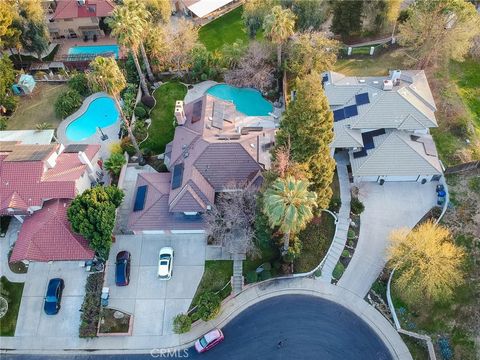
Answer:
[12,74,36,95]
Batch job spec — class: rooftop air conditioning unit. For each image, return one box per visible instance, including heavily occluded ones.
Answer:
[383,79,393,91]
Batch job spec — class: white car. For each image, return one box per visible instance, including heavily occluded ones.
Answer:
[158,247,174,280]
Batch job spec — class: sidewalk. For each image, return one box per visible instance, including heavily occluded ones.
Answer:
[320,152,351,282]
[0,277,411,359]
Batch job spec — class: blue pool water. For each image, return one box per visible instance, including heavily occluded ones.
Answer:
[68,45,119,59]
[66,97,119,141]
[206,84,273,116]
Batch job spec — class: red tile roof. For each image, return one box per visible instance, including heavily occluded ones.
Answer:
[10,199,94,262]
[52,0,115,20]
[0,144,100,214]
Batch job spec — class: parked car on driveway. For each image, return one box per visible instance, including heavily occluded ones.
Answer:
[44,278,64,315]
[194,329,224,353]
[158,247,174,280]
[115,251,131,286]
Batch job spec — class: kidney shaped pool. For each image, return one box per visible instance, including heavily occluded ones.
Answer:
[206,84,273,116]
[66,96,119,142]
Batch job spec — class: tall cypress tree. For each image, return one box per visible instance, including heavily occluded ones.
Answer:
[275,72,335,209]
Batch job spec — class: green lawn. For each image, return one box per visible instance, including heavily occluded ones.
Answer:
[191,261,233,309]
[141,82,187,154]
[450,59,480,129]
[0,276,24,336]
[199,6,262,52]
[8,83,67,130]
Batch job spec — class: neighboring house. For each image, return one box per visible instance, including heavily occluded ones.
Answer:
[46,0,115,40]
[0,142,102,263]
[323,70,443,183]
[128,94,276,234]
[172,0,236,18]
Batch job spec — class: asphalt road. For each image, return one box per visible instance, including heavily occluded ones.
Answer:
[3,295,393,360]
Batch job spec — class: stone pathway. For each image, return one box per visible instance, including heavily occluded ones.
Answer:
[231,255,244,295]
[319,151,351,282]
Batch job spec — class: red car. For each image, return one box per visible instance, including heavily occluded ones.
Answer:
[194,329,224,353]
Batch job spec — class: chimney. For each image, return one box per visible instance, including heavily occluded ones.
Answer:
[391,70,402,85]
[383,79,393,91]
[77,0,86,6]
[78,151,95,174]
[174,100,186,126]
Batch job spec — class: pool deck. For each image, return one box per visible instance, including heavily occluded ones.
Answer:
[54,36,125,61]
[57,92,121,166]
[184,80,284,127]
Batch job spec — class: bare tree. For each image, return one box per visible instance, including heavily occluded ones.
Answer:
[224,41,275,94]
[205,182,259,258]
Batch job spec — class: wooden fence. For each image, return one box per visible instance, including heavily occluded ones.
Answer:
[444,161,480,175]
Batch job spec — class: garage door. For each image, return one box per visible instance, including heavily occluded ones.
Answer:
[382,175,420,182]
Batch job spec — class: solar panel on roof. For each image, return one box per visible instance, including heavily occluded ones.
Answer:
[333,108,345,122]
[344,105,358,118]
[64,144,88,153]
[172,163,184,190]
[191,100,202,124]
[133,185,148,212]
[353,149,367,158]
[355,92,370,106]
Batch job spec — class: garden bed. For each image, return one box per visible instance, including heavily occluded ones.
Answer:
[7,249,28,274]
[97,308,132,336]
[190,261,232,311]
[0,276,24,336]
[79,272,104,338]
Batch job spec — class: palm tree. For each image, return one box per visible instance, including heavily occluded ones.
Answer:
[107,0,151,96]
[263,176,317,254]
[263,5,296,70]
[104,152,127,176]
[87,56,142,158]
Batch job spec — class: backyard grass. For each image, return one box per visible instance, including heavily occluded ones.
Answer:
[8,83,67,130]
[141,82,187,154]
[190,260,233,309]
[199,6,263,52]
[0,276,24,336]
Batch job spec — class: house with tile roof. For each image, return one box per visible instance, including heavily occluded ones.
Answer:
[1,142,102,262]
[128,94,276,234]
[46,0,115,40]
[322,70,443,183]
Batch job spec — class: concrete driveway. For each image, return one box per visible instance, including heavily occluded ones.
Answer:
[105,233,206,336]
[14,261,87,338]
[338,181,437,297]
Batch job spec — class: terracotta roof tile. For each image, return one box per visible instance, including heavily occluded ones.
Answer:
[10,199,94,262]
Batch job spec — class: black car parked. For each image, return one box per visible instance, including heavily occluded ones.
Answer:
[44,278,64,315]
[115,251,131,286]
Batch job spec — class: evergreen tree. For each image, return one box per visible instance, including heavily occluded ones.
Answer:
[331,0,364,40]
[275,72,335,209]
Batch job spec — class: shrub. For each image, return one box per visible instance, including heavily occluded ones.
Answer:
[246,271,258,284]
[120,137,136,156]
[468,177,480,192]
[259,270,272,281]
[79,273,104,338]
[134,105,148,120]
[0,118,7,130]
[125,52,140,84]
[438,338,453,360]
[260,262,272,271]
[133,119,148,142]
[347,229,356,239]
[172,313,192,334]
[55,89,82,118]
[195,291,221,321]
[1,95,18,114]
[328,196,341,213]
[104,152,126,176]
[109,142,123,155]
[341,250,350,258]
[141,95,155,108]
[350,197,365,215]
[332,262,345,280]
[68,72,90,96]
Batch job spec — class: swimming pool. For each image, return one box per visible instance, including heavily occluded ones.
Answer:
[206,84,273,116]
[66,96,119,141]
[68,44,119,59]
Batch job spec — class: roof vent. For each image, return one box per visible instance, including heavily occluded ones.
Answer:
[359,79,366,83]
[373,81,379,84]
